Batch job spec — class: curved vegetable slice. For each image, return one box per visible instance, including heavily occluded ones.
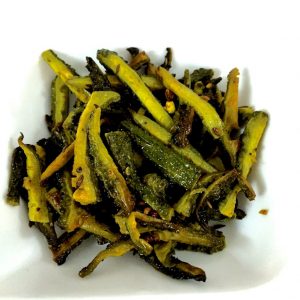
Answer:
[72,91,120,205]
[18,135,49,223]
[88,108,135,214]
[79,240,134,278]
[156,66,237,164]
[219,111,269,217]
[42,50,90,103]
[131,110,216,173]
[97,49,174,130]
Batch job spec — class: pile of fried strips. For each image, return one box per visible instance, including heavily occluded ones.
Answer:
[6,48,268,282]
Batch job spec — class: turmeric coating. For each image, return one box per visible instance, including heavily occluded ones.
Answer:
[6,48,268,283]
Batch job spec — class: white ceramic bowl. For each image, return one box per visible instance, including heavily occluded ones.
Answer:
[1,1,299,299]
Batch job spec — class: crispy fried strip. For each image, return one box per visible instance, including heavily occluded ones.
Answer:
[97,49,174,129]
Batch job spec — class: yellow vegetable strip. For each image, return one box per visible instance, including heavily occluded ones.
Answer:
[72,91,120,205]
[41,142,75,182]
[223,68,240,132]
[42,49,90,103]
[97,49,174,130]
[18,135,49,223]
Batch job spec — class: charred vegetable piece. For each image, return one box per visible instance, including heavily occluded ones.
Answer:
[42,50,90,103]
[156,66,237,165]
[79,240,134,277]
[122,120,201,189]
[219,111,268,217]
[72,91,120,205]
[172,105,195,147]
[129,51,150,70]
[88,108,134,214]
[97,49,174,129]
[6,147,26,206]
[141,253,206,281]
[53,229,89,265]
[153,242,206,282]
[190,68,214,84]
[50,76,69,131]
[35,222,58,248]
[131,110,216,173]
[161,47,173,70]
[18,135,49,223]
[223,68,240,132]
[86,57,111,91]
[105,131,173,220]
[41,142,74,182]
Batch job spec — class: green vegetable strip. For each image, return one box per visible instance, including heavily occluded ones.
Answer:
[155,226,225,250]
[219,111,268,217]
[223,68,240,132]
[42,50,90,103]
[174,172,223,217]
[62,106,84,144]
[79,240,134,278]
[88,108,135,215]
[156,66,236,164]
[72,91,120,205]
[126,212,153,256]
[18,135,49,223]
[66,76,93,90]
[131,111,216,173]
[97,49,174,130]
[51,76,69,130]
[105,131,174,221]
[123,120,201,189]
[45,189,119,242]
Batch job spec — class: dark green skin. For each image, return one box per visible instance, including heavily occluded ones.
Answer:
[35,222,58,248]
[140,253,206,282]
[6,147,27,206]
[86,57,111,91]
[105,131,172,220]
[122,121,201,189]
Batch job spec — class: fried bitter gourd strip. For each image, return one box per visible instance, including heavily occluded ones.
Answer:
[156,66,237,165]
[219,111,269,217]
[122,120,201,189]
[6,147,26,206]
[42,50,90,103]
[88,108,134,214]
[50,76,69,130]
[45,188,119,242]
[18,135,49,222]
[72,91,120,205]
[131,110,216,173]
[105,131,174,220]
[223,68,240,132]
[97,49,174,130]
[79,240,135,277]
[153,241,206,282]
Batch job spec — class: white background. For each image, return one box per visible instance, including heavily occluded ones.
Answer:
[0,0,300,299]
